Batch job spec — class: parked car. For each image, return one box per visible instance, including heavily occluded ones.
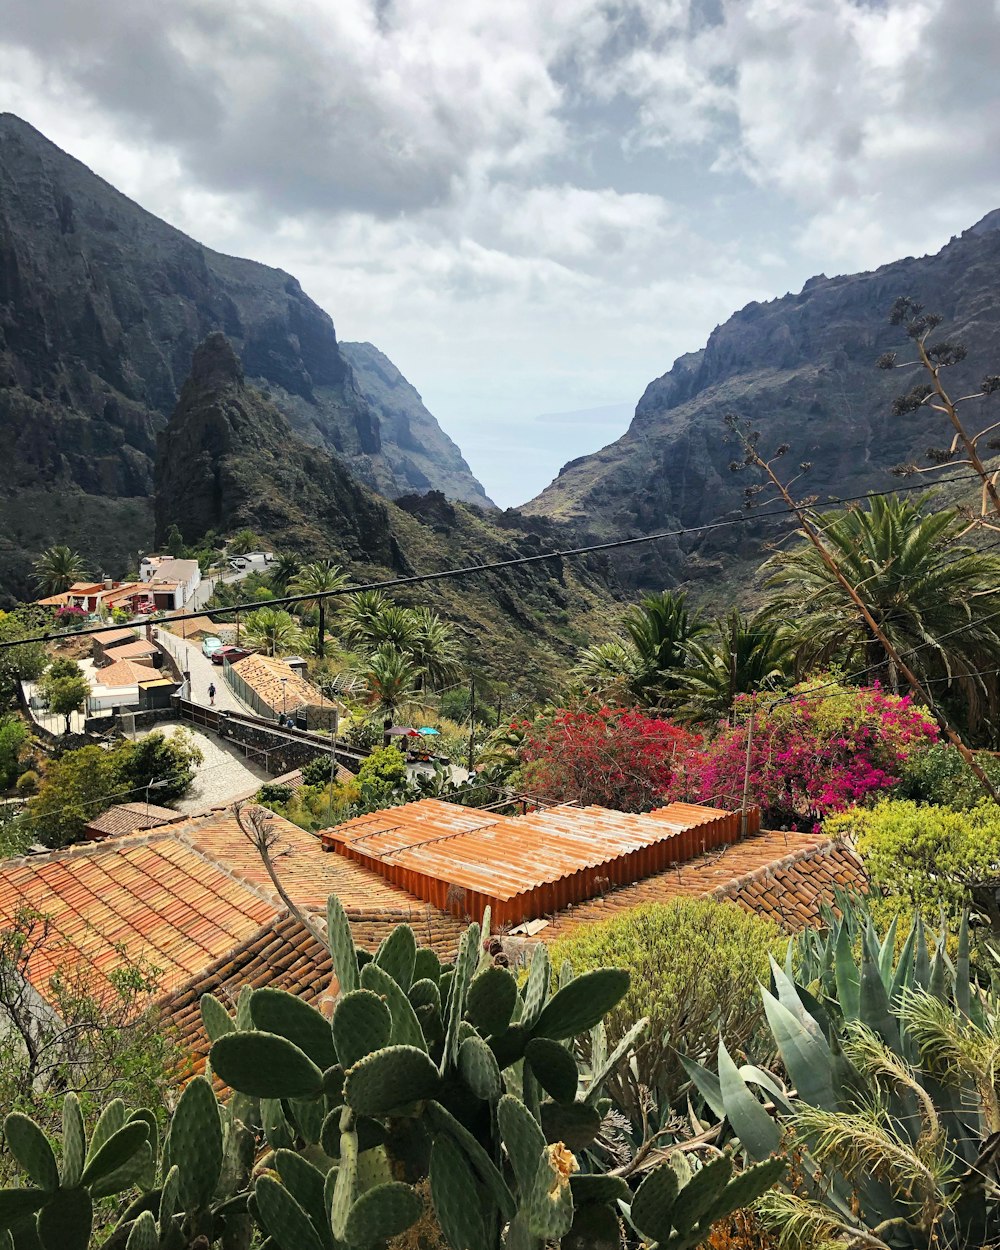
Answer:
[201,636,224,660]
[212,645,252,666]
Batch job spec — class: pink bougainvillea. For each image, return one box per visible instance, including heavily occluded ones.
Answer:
[669,682,939,830]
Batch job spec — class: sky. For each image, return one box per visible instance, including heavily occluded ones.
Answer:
[5,0,1000,506]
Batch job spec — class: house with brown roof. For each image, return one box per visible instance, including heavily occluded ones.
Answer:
[102,638,161,666]
[227,653,339,729]
[82,802,186,841]
[0,798,867,1076]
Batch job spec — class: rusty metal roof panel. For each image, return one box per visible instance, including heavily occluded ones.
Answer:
[323,798,747,926]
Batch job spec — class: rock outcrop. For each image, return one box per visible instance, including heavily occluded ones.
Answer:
[0,113,489,596]
[525,212,1000,592]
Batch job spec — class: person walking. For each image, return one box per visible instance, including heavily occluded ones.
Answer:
[208,681,216,707]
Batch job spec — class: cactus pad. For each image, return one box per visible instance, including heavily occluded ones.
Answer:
[430,1133,486,1250]
[344,1181,422,1244]
[525,1037,579,1105]
[250,989,337,1071]
[413,947,441,984]
[360,962,427,1051]
[200,993,235,1042]
[374,924,417,990]
[79,1121,149,1188]
[333,989,392,1070]
[539,1101,601,1152]
[497,1094,546,1198]
[124,1210,158,1250]
[465,966,518,1037]
[210,1031,325,1099]
[327,894,359,996]
[37,1187,92,1250]
[458,1035,502,1102]
[60,1095,86,1189]
[569,1173,631,1206]
[519,944,551,1030]
[255,1175,325,1250]
[165,1077,223,1213]
[344,1045,440,1117]
[532,969,630,1041]
[0,1189,47,1232]
[527,1143,577,1241]
[3,1115,59,1192]
[629,1162,680,1242]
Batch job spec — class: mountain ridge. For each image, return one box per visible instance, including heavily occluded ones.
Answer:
[0,112,489,596]
[524,209,1000,590]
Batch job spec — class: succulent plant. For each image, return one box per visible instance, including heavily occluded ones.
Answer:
[2,898,782,1248]
[686,898,1000,1249]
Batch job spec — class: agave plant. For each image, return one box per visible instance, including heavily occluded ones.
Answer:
[686,897,1000,1249]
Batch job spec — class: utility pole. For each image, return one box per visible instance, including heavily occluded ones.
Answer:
[740,694,756,837]
[468,676,476,774]
[735,425,1000,804]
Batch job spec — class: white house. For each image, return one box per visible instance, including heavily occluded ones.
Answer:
[138,556,202,609]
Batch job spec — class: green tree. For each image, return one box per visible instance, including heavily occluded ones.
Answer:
[165,523,187,559]
[765,496,1000,718]
[675,608,794,720]
[408,607,461,690]
[575,590,706,707]
[268,552,301,594]
[44,674,90,734]
[0,715,29,790]
[242,607,303,657]
[0,611,47,711]
[33,545,87,595]
[21,745,116,846]
[361,646,423,745]
[113,729,203,803]
[228,528,263,555]
[289,560,348,659]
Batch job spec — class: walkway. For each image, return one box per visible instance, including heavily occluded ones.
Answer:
[137,723,269,814]
[155,632,248,713]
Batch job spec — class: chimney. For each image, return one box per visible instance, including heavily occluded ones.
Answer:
[104,577,114,591]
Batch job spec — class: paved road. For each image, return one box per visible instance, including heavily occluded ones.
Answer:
[156,631,248,713]
[189,565,250,612]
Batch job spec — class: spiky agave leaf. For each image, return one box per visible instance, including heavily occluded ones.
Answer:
[840,1022,941,1144]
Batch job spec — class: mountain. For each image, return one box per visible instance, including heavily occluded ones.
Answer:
[156,333,618,688]
[525,212,1000,593]
[0,113,489,596]
[340,342,495,508]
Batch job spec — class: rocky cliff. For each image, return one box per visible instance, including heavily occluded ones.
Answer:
[340,342,495,508]
[525,212,1000,592]
[0,113,489,596]
[156,334,618,688]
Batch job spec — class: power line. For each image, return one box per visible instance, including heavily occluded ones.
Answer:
[3,470,986,652]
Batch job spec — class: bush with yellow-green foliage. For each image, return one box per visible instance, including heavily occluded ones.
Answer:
[549,897,785,1109]
[828,798,1000,928]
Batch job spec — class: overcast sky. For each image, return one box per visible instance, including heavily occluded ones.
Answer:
[5,0,1000,506]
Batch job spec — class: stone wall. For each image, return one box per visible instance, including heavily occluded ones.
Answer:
[215,714,341,777]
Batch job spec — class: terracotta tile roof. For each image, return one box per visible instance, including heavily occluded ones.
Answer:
[102,639,158,661]
[163,616,234,640]
[0,830,278,1008]
[537,833,867,941]
[83,802,185,840]
[93,627,139,646]
[36,592,71,606]
[322,799,751,926]
[95,659,159,687]
[161,912,333,1080]
[230,653,332,715]
[179,807,465,955]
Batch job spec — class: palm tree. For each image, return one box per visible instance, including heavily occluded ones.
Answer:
[675,609,794,721]
[289,560,348,658]
[34,545,87,595]
[576,590,706,707]
[269,553,301,595]
[765,495,1000,708]
[362,647,423,746]
[406,608,461,690]
[242,608,304,657]
[341,590,393,651]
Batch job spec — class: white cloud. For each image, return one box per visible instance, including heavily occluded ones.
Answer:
[2,0,1000,503]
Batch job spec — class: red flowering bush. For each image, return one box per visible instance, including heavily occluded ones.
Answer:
[671,681,939,830]
[518,706,699,811]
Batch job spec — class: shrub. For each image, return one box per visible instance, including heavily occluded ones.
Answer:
[550,898,785,1107]
[14,770,38,795]
[256,782,293,808]
[518,706,699,811]
[897,743,1000,810]
[674,681,938,829]
[0,714,29,789]
[827,798,1000,927]
[301,753,341,786]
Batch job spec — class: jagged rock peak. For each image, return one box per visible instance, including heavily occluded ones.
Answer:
[189,332,244,391]
[968,207,1000,237]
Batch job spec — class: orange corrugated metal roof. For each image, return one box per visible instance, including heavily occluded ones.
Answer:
[322,799,756,926]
